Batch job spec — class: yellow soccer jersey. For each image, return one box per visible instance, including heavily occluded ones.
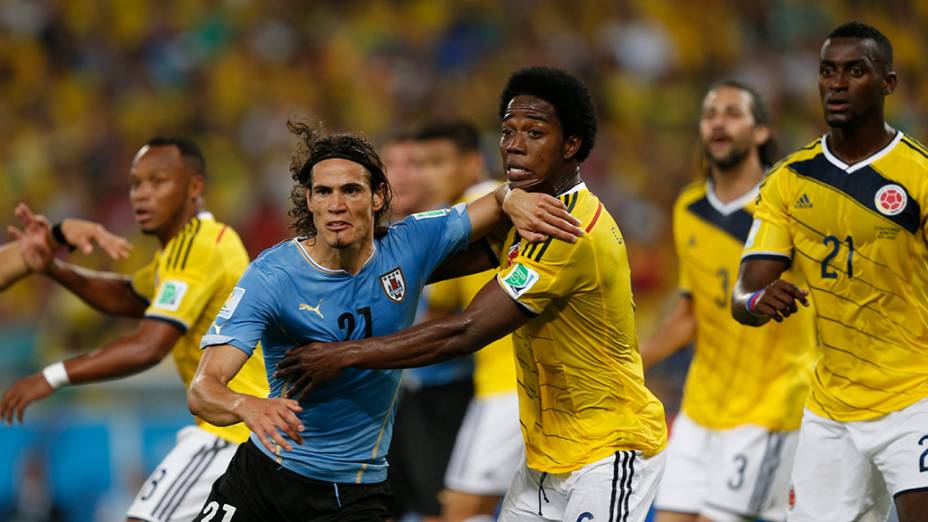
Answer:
[675,180,817,431]
[131,212,268,442]
[743,132,928,422]
[496,183,667,473]
[428,180,517,398]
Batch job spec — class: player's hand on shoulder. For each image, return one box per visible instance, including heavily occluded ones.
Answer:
[59,218,132,259]
[274,343,344,402]
[747,279,809,323]
[503,188,582,244]
[232,395,303,453]
[0,372,54,425]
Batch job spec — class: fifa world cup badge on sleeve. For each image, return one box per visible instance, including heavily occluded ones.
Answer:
[501,263,539,298]
[218,287,246,319]
[154,280,188,312]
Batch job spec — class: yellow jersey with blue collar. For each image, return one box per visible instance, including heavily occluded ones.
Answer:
[743,132,928,421]
[674,180,816,430]
[131,212,268,442]
[496,182,667,473]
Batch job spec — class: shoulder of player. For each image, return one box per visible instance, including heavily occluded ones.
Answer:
[895,133,928,169]
[673,180,707,211]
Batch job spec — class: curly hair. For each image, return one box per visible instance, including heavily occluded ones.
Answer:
[287,119,393,239]
[499,67,598,162]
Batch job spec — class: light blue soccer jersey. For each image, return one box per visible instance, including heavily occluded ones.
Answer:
[201,205,470,484]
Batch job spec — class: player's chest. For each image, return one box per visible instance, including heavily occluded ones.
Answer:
[279,270,419,343]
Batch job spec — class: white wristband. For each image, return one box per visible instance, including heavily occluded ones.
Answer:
[42,362,70,389]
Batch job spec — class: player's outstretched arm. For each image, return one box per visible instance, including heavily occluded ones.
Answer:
[276,280,529,400]
[189,345,304,452]
[639,295,697,370]
[731,258,807,326]
[11,203,141,317]
[0,319,181,424]
[0,241,31,292]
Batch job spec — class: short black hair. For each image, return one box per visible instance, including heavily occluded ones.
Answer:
[499,67,598,162]
[145,136,206,177]
[287,119,392,239]
[415,120,480,153]
[827,21,893,71]
[709,80,779,168]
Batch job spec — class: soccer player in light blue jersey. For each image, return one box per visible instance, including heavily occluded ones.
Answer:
[186,120,581,521]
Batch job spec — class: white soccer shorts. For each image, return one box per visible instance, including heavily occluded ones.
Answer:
[127,425,238,522]
[654,412,799,522]
[787,397,928,522]
[498,449,666,522]
[445,392,523,496]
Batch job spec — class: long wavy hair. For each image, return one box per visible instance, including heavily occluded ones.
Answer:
[287,119,393,240]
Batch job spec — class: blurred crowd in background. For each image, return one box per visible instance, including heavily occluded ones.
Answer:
[1,1,928,520]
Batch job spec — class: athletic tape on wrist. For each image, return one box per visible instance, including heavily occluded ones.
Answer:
[746,289,766,315]
[42,362,70,389]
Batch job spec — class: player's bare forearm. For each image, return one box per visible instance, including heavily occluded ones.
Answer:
[276,282,529,399]
[188,346,252,426]
[0,241,30,291]
[640,295,696,370]
[62,319,181,384]
[732,258,807,326]
[47,259,148,317]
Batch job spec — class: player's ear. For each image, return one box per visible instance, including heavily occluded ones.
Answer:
[883,70,897,95]
[563,135,581,161]
[189,174,205,201]
[753,124,771,147]
[372,184,385,213]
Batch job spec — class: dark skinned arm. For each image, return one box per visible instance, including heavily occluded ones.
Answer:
[731,258,809,326]
[45,259,148,318]
[275,280,529,400]
[0,319,182,424]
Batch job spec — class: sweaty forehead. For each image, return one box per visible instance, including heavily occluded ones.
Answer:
[504,95,558,122]
[131,145,187,175]
[820,37,879,65]
[311,158,370,186]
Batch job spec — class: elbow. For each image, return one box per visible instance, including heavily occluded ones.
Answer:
[136,346,168,369]
[187,378,205,418]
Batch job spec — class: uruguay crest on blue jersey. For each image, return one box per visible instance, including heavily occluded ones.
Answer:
[380,267,406,302]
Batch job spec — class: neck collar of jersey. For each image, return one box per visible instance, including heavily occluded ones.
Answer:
[705,179,759,216]
[557,180,587,197]
[291,237,377,276]
[821,130,902,173]
[197,211,214,221]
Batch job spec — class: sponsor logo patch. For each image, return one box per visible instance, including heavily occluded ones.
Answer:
[412,209,450,220]
[794,193,813,208]
[154,280,188,312]
[874,184,907,216]
[501,263,539,298]
[380,267,406,302]
[217,287,245,319]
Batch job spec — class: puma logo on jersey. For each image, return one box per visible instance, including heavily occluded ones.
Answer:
[299,300,325,319]
[212,323,222,335]
[794,193,813,209]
